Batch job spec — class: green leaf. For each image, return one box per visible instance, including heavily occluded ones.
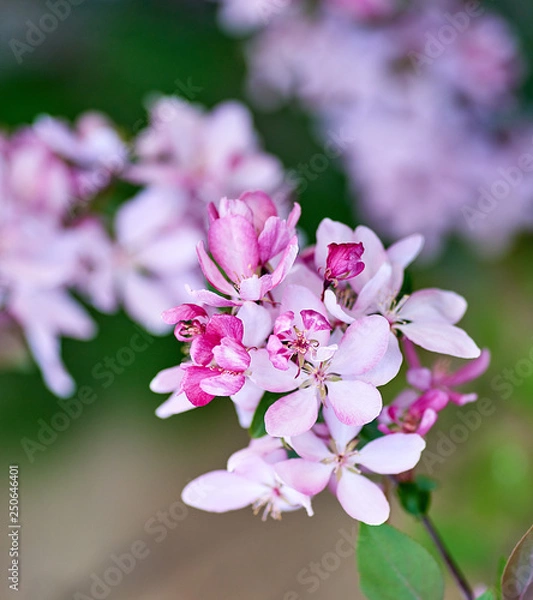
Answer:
[358,421,385,446]
[357,523,445,600]
[476,591,496,600]
[501,524,533,600]
[248,392,282,438]
[397,476,437,518]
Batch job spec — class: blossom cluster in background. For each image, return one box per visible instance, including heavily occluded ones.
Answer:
[0,98,286,396]
[151,190,488,524]
[217,0,533,256]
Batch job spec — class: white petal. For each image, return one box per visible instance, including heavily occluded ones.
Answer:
[336,471,390,525]
[357,434,426,474]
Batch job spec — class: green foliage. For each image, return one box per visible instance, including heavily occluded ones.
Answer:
[358,421,384,445]
[248,392,282,438]
[476,591,496,600]
[501,524,533,600]
[396,476,437,518]
[357,523,445,600]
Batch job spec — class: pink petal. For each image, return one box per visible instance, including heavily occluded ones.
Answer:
[267,235,299,289]
[397,322,480,359]
[327,380,383,427]
[288,430,332,461]
[265,387,320,437]
[150,365,183,393]
[417,409,438,435]
[275,459,333,496]
[315,218,355,272]
[387,234,424,269]
[322,405,362,449]
[239,190,278,232]
[351,225,388,289]
[353,263,392,314]
[181,366,216,406]
[336,471,390,524]
[213,337,250,372]
[258,216,290,263]
[162,304,207,325]
[196,240,236,296]
[301,309,331,333]
[249,348,302,393]
[200,371,246,397]
[237,302,273,347]
[331,315,390,376]
[356,434,426,474]
[399,289,467,324]
[187,285,240,307]
[441,349,490,386]
[181,471,265,513]
[208,215,260,279]
[358,332,403,387]
[155,391,196,418]
[323,289,355,325]
[286,202,301,230]
[406,367,433,390]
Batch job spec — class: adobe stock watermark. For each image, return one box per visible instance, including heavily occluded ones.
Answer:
[283,526,357,599]
[462,135,533,230]
[131,77,204,135]
[409,1,485,74]
[73,480,214,600]
[422,341,533,474]
[20,327,155,463]
[280,128,355,197]
[9,0,87,65]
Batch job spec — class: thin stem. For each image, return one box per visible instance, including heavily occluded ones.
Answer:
[420,514,474,600]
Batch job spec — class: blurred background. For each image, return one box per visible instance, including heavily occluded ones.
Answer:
[0,1,532,599]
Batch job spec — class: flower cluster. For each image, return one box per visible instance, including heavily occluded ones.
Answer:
[0,99,286,396]
[217,0,533,256]
[151,191,488,524]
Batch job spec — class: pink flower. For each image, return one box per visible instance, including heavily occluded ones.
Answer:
[252,314,401,437]
[378,388,448,436]
[162,303,209,342]
[111,186,204,332]
[324,242,365,286]
[182,314,251,406]
[406,345,491,407]
[275,407,425,524]
[182,439,313,520]
[320,223,480,359]
[129,99,286,204]
[326,0,398,21]
[193,192,300,304]
[266,309,332,371]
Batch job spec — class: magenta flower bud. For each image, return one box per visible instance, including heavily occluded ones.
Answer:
[324,242,365,285]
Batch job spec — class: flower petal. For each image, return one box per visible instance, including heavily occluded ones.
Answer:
[331,315,390,376]
[288,430,332,461]
[182,471,265,513]
[397,322,480,359]
[249,348,302,393]
[208,215,259,279]
[150,365,183,393]
[265,387,319,437]
[399,289,467,324]
[327,379,383,427]
[356,433,426,474]
[336,471,390,525]
[155,391,196,418]
[275,459,333,496]
[196,240,236,296]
